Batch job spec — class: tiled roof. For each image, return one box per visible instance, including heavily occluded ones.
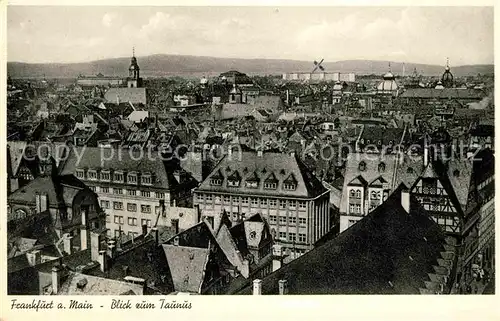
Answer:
[105,88,147,105]
[399,88,484,99]
[58,272,144,295]
[59,147,171,190]
[236,185,449,294]
[162,245,210,293]
[196,151,327,198]
[359,127,405,146]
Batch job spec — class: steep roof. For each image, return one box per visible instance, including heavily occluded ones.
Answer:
[58,272,144,295]
[197,151,327,198]
[105,88,147,105]
[237,185,449,294]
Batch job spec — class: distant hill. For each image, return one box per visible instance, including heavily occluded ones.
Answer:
[7,54,494,79]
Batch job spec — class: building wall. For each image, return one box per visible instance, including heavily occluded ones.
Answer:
[339,215,364,233]
[194,191,330,259]
[77,78,123,86]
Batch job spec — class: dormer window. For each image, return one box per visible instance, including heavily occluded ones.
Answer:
[76,169,85,179]
[100,170,110,181]
[245,171,260,189]
[227,171,241,187]
[359,161,366,171]
[127,172,137,184]
[264,173,278,190]
[407,167,414,174]
[378,162,386,173]
[87,169,97,181]
[210,170,224,186]
[283,173,298,191]
[114,171,124,183]
[141,173,152,186]
[453,169,460,177]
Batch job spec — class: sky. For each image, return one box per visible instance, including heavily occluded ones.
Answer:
[7,6,494,65]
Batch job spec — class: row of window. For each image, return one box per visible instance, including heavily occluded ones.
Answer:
[76,169,153,185]
[269,216,307,226]
[277,232,307,243]
[113,230,140,239]
[197,194,307,209]
[349,189,383,200]
[478,175,494,191]
[349,204,362,214]
[211,178,297,191]
[101,200,157,214]
[110,215,152,227]
[89,186,165,199]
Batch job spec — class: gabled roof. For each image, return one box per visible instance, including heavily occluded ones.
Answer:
[58,272,144,295]
[369,176,388,186]
[348,175,368,186]
[104,88,147,105]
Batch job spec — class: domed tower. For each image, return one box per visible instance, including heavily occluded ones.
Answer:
[127,47,143,88]
[441,58,454,88]
[376,64,399,97]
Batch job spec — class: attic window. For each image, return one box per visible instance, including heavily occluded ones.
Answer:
[243,167,248,174]
[262,168,267,174]
[76,169,85,179]
[358,161,366,171]
[280,169,286,175]
[264,182,277,190]
[407,167,414,174]
[378,162,386,173]
[210,178,223,186]
[283,183,296,191]
[226,166,231,173]
[141,174,152,186]
[100,170,111,181]
[250,231,256,239]
[453,169,460,177]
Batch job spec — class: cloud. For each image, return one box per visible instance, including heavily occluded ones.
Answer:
[102,13,119,28]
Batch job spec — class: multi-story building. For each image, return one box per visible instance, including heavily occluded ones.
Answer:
[59,147,195,240]
[193,150,330,261]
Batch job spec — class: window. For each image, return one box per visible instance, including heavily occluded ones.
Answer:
[128,217,137,226]
[88,170,97,180]
[251,198,259,206]
[210,178,222,186]
[269,215,277,224]
[298,233,306,243]
[100,200,110,209]
[127,203,137,212]
[355,190,361,199]
[299,201,306,209]
[155,192,164,199]
[113,202,123,210]
[227,180,240,187]
[127,189,137,196]
[113,188,123,195]
[371,190,380,200]
[350,190,356,198]
[283,183,296,191]
[142,175,152,185]
[279,232,287,240]
[289,217,297,225]
[279,200,286,209]
[245,181,258,188]
[224,196,231,203]
[155,206,162,215]
[206,194,213,201]
[128,173,137,184]
[89,186,97,192]
[355,204,361,214]
[348,220,357,228]
[114,215,124,224]
[76,169,84,179]
[289,233,297,243]
[128,231,139,239]
[101,187,110,194]
[299,217,307,226]
[141,205,151,213]
[141,219,152,228]
[349,204,355,214]
[106,215,110,223]
[241,197,249,205]
[141,191,151,198]
[264,182,278,190]
[101,171,110,181]
[269,199,277,207]
[114,230,121,238]
[289,200,296,209]
[279,216,287,225]
[114,172,124,183]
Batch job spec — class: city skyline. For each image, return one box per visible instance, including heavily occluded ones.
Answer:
[8,6,494,65]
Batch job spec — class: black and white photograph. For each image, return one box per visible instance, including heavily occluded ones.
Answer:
[4,4,495,299]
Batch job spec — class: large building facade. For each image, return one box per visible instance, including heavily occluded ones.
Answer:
[193,151,330,261]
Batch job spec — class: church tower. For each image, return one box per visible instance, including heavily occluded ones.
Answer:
[127,47,143,88]
[441,58,454,88]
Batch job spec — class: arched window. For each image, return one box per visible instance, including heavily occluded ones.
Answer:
[355,190,362,199]
[350,190,356,198]
[378,162,386,172]
[358,161,366,171]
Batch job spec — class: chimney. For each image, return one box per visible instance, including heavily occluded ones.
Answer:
[63,233,73,255]
[152,227,159,246]
[51,265,61,294]
[253,279,262,295]
[40,193,48,212]
[142,224,148,236]
[27,250,42,266]
[173,236,180,246]
[98,250,108,272]
[401,188,410,213]
[171,219,179,234]
[90,231,102,262]
[241,259,250,278]
[80,209,88,250]
[107,239,116,259]
[278,279,288,295]
[272,244,283,272]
